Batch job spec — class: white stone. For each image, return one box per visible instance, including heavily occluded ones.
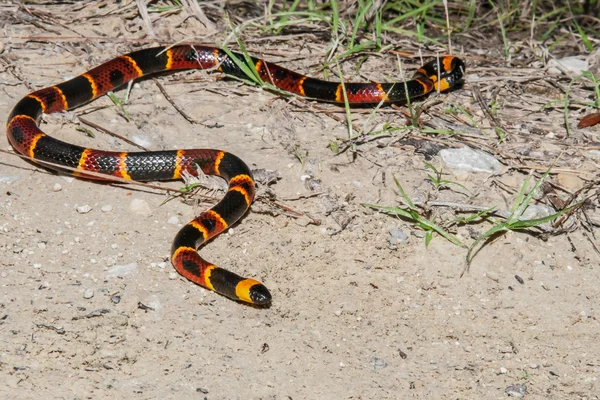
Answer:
[106,262,137,278]
[439,147,502,173]
[548,56,589,75]
[76,204,92,214]
[129,198,152,217]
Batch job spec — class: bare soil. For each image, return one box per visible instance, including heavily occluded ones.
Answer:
[1,2,599,399]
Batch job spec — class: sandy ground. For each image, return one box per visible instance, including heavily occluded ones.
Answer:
[1,2,600,399]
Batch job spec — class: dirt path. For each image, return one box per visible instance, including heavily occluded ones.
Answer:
[1,2,599,399]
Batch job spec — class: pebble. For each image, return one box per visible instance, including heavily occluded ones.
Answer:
[167,216,179,225]
[248,125,268,135]
[500,367,509,374]
[76,204,92,214]
[521,205,553,221]
[129,198,152,217]
[548,56,589,75]
[101,205,113,213]
[587,150,600,160]
[106,262,137,278]
[505,383,527,398]
[83,289,94,299]
[131,134,153,148]
[294,216,312,227]
[33,263,41,269]
[168,272,178,280]
[557,173,583,191]
[387,227,409,249]
[371,357,387,371]
[53,183,62,192]
[0,175,19,185]
[439,147,502,173]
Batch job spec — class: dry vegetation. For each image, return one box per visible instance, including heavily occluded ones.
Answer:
[1,1,600,399]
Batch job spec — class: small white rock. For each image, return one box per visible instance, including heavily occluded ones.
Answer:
[129,198,152,217]
[167,216,179,225]
[548,56,589,75]
[0,175,19,184]
[500,367,509,374]
[101,205,113,213]
[33,263,41,269]
[83,289,94,299]
[106,262,138,278]
[168,272,178,280]
[76,204,92,214]
[131,134,153,148]
[53,183,62,192]
[587,150,600,160]
[439,147,502,173]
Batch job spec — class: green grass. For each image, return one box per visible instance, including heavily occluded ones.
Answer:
[364,175,467,248]
[464,163,583,274]
[107,82,133,122]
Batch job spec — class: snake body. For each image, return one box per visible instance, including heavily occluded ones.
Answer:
[6,45,465,305]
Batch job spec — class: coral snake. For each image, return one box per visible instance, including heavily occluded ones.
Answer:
[6,45,465,305]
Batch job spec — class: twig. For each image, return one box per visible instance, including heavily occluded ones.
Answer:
[152,77,199,125]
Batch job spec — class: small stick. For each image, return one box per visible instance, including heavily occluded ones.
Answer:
[152,77,199,125]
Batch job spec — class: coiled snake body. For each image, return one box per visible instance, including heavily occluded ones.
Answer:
[6,45,465,305]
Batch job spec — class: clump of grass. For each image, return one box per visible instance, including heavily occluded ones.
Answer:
[364,175,466,248]
[464,163,583,274]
